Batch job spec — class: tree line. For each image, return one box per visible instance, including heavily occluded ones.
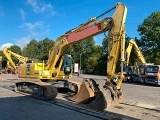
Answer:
[0,11,160,75]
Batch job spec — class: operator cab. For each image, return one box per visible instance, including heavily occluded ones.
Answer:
[62,54,72,76]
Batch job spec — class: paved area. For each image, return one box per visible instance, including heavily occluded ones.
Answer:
[0,87,137,120]
[0,88,102,120]
[74,74,160,111]
[0,74,160,120]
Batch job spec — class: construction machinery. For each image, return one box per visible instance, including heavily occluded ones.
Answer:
[15,2,127,110]
[0,56,2,62]
[3,47,72,78]
[123,39,146,81]
[3,47,29,74]
[123,39,158,84]
[125,39,146,66]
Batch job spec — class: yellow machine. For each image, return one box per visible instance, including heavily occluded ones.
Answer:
[126,39,146,66]
[15,2,127,110]
[0,56,2,61]
[125,40,157,84]
[124,39,147,81]
[19,54,72,80]
[3,47,29,74]
[3,47,72,78]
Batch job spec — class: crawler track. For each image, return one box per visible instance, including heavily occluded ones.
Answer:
[15,81,58,100]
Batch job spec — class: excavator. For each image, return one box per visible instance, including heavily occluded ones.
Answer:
[125,40,159,85]
[15,2,127,110]
[3,47,29,74]
[123,39,147,82]
[124,39,155,83]
[0,56,2,62]
[3,47,72,78]
[125,39,146,66]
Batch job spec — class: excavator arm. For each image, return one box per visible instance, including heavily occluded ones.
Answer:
[3,47,28,63]
[3,48,17,72]
[124,39,146,82]
[126,39,146,66]
[3,47,28,74]
[0,56,2,62]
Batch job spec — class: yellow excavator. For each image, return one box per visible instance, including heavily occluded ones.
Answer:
[125,39,146,66]
[125,39,155,84]
[2,47,29,74]
[123,39,147,81]
[15,2,127,110]
[3,47,72,78]
[0,56,2,61]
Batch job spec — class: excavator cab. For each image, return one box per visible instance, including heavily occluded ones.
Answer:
[62,54,72,77]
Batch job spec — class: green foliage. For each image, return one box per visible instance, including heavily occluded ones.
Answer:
[22,38,54,60]
[22,39,39,59]
[154,58,160,65]
[138,12,160,62]
[65,37,103,74]
[37,38,54,60]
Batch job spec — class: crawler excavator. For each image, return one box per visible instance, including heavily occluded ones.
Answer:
[15,2,127,110]
[3,47,29,74]
[3,47,72,78]
[123,39,147,82]
[124,39,154,83]
[125,39,146,67]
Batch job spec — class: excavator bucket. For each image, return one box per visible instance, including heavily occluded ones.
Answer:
[70,79,95,103]
[70,78,124,111]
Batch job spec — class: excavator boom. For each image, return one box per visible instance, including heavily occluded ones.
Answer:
[126,39,146,66]
[3,47,29,74]
[15,2,127,110]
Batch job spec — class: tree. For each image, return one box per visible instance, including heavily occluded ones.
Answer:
[37,38,54,60]
[65,37,103,74]
[22,39,39,59]
[22,38,54,61]
[137,12,160,64]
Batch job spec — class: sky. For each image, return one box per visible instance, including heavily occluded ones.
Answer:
[0,0,159,50]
